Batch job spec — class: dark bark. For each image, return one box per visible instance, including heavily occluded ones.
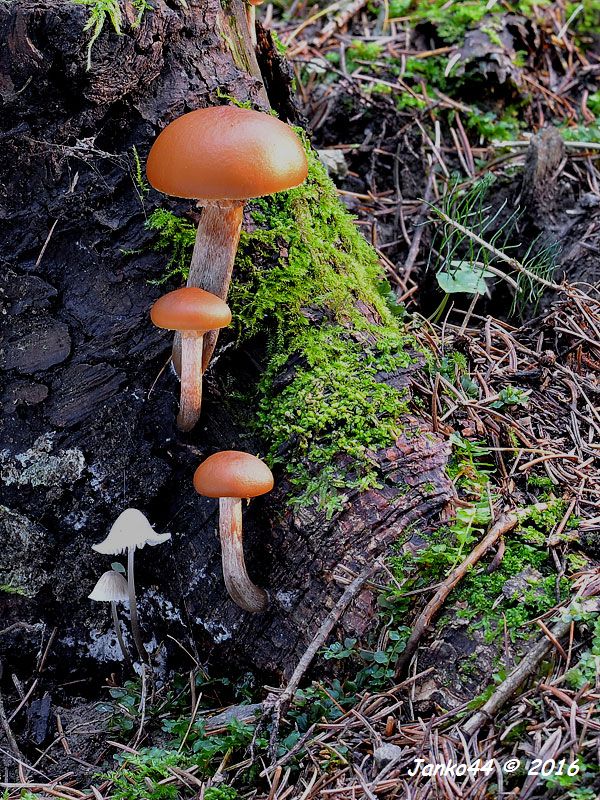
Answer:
[0,0,452,683]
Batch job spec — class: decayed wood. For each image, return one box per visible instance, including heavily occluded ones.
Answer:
[0,0,452,681]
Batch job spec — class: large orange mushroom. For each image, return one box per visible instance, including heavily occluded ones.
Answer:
[146,106,307,370]
[151,287,231,431]
[193,451,274,613]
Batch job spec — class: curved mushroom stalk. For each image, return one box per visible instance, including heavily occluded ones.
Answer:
[219,497,268,613]
[178,331,204,432]
[173,202,243,373]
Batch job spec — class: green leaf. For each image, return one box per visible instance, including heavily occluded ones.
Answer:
[437,261,494,296]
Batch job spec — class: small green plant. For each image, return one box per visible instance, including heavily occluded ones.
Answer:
[489,386,529,409]
[428,175,558,319]
[205,789,239,800]
[105,748,192,800]
[543,758,598,798]
[131,145,150,205]
[345,40,383,72]
[145,209,197,282]
[0,583,27,596]
[565,614,600,690]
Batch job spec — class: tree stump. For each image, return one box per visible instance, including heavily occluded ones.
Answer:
[0,0,452,681]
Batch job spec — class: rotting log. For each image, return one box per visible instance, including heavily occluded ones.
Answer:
[0,0,453,681]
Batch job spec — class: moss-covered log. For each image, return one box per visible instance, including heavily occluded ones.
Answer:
[0,0,452,680]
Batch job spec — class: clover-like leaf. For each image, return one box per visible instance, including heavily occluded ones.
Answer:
[437,260,495,296]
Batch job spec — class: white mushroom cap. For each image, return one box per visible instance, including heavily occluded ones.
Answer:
[89,570,129,603]
[92,508,171,555]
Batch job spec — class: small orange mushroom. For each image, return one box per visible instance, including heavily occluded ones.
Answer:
[151,287,231,432]
[146,106,307,370]
[194,451,274,613]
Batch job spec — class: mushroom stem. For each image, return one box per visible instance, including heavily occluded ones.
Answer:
[127,547,148,664]
[247,5,257,47]
[110,602,133,671]
[177,331,204,432]
[219,496,268,613]
[173,203,244,373]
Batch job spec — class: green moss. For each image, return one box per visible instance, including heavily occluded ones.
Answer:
[146,144,415,515]
[345,40,384,72]
[386,499,570,643]
[399,0,553,44]
[0,583,27,596]
[385,426,571,644]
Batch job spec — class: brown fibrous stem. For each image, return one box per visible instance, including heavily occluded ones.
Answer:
[111,601,133,671]
[177,331,204,432]
[173,202,243,372]
[219,496,268,613]
[127,547,149,664]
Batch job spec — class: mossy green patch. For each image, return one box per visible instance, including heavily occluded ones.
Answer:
[386,497,571,643]
[0,583,27,596]
[146,143,416,515]
[383,428,575,644]
[388,0,553,44]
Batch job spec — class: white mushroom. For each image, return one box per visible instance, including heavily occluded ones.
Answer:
[92,508,171,554]
[89,570,132,669]
[92,508,171,664]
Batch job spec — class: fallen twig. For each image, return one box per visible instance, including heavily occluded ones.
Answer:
[394,511,520,676]
[463,597,600,735]
[264,559,383,758]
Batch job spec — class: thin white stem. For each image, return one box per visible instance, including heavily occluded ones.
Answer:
[247,5,257,47]
[219,497,268,613]
[127,547,148,664]
[111,602,133,670]
[177,332,203,432]
[173,203,243,372]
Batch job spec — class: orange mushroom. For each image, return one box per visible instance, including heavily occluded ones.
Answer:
[193,451,274,613]
[151,287,231,432]
[146,106,307,370]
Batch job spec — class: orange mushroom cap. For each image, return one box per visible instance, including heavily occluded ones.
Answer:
[194,451,274,499]
[150,287,232,332]
[146,106,308,201]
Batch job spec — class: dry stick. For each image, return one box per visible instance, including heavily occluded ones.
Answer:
[0,622,38,637]
[0,682,24,771]
[399,170,435,291]
[394,512,519,677]
[313,0,369,47]
[462,598,599,736]
[266,560,383,757]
